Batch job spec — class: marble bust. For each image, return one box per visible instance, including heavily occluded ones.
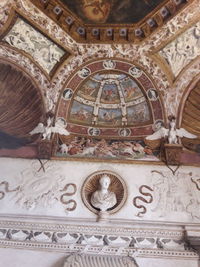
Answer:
[91,175,117,212]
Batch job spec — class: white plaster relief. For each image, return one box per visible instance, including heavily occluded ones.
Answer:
[159,21,200,77]
[64,253,138,267]
[15,161,65,209]
[132,170,200,221]
[0,158,199,223]
[150,171,200,219]
[0,219,197,259]
[4,18,65,74]
[0,160,77,213]
[0,0,13,29]
[16,0,76,50]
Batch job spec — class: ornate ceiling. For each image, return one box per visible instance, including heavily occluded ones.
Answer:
[0,0,199,163]
[30,0,193,43]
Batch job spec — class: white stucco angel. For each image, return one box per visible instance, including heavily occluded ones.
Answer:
[146,115,197,144]
[29,116,70,140]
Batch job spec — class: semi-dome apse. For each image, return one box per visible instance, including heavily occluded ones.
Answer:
[69,71,151,127]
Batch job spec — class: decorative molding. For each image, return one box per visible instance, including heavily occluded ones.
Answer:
[157,20,200,78]
[64,253,139,267]
[0,218,198,259]
[30,0,193,44]
[1,16,69,76]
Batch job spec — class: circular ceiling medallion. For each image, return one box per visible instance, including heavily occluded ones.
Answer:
[56,117,67,127]
[118,128,131,137]
[81,170,127,214]
[152,119,165,132]
[129,66,143,78]
[78,67,91,79]
[88,127,100,136]
[63,88,73,100]
[103,59,116,70]
[147,89,158,101]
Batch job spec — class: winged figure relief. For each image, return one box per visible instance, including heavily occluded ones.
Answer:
[146,116,197,144]
[29,117,70,140]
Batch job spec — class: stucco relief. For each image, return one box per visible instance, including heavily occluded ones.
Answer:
[159,21,200,77]
[0,0,13,28]
[133,171,200,220]
[0,219,194,256]
[64,253,139,267]
[3,18,66,74]
[0,161,77,212]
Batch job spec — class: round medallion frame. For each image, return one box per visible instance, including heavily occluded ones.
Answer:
[81,170,127,215]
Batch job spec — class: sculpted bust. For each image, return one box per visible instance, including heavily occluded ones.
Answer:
[91,175,117,212]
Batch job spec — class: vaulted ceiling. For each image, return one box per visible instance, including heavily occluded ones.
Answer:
[0,0,199,163]
[30,0,192,43]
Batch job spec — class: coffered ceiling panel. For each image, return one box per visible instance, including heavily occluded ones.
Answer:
[31,0,192,43]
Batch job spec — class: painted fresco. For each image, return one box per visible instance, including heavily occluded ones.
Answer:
[61,0,165,24]
[69,101,93,124]
[120,78,143,102]
[69,71,151,127]
[98,108,122,126]
[101,84,120,103]
[56,136,159,161]
[77,79,100,101]
[127,103,150,124]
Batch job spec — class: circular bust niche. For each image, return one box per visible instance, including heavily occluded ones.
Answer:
[81,170,127,215]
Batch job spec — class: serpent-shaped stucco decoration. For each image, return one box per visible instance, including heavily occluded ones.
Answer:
[133,185,153,217]
[60,183,77,212]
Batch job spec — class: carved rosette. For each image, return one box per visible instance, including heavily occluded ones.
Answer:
[81,170,127,215]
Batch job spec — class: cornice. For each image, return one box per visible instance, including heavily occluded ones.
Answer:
[0,218,198,259]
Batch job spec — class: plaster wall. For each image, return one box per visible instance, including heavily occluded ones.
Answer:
[0,158,200,267]
[0,248,198,267]
[0,157,199,223]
